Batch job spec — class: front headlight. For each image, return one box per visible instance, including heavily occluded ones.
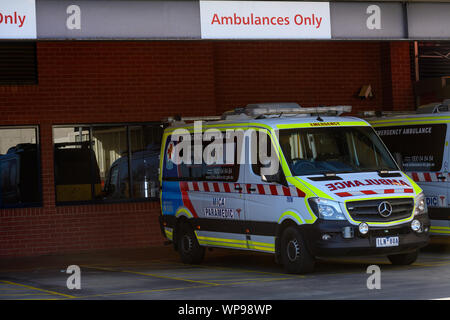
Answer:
[414,192,428,216]
[308,198,347,221]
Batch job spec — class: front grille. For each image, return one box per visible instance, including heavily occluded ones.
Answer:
[346,198,414,222]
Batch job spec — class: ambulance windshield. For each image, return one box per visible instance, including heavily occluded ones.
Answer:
[278,126,398,176]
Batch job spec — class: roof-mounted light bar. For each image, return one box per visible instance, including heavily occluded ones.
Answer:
[164,103,352,125]
[224,103,352,119]
[163,115,222,125]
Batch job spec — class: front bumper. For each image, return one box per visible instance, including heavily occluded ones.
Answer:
[302,215,430,257]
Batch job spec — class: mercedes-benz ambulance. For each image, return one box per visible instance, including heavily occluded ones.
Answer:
[159,103,430,274]
[367,100,450,237]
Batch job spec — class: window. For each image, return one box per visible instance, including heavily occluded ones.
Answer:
[53,123,162,204]
[0,42,37,85]
[251,130,279,177]
[0,126,41,208]
[163,133,240,182]
[376,124,446,172]
[279,127,397,176]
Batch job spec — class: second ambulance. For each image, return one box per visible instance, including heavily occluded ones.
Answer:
[159,103,430,274]
[367,100,450,237]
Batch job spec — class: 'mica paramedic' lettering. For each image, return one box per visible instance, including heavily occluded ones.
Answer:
[0,12,26,28]
[325,179,411,191]
[211,12,323,28]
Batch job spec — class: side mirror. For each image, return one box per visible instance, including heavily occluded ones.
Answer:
[261,170,288,186]
[393,152,403,171]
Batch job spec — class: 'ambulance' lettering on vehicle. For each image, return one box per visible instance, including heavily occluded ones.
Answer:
[325,179,410,191]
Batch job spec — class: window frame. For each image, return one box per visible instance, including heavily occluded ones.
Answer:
[162,133,241,183]
[0,125,42,209]
[53,122,163,206]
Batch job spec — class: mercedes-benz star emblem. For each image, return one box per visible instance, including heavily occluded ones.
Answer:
[378,201,393,218]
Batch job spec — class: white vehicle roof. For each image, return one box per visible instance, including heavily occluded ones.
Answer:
[165,103,370,130]
[365,99,450,125]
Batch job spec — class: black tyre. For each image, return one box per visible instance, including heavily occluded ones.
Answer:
[177,221,205,264]
[387,250,419,265]
[280,226,315,274]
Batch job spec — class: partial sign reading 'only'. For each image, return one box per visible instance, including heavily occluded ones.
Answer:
[0,0,36,39]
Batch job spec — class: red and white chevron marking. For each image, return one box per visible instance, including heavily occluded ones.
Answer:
[181,181,306,197]
[408,172,448,182]
[336,188,414,197]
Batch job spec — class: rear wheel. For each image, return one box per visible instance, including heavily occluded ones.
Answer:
[177,221,205,264]
[387,250,419,265]
[280,226,315,274]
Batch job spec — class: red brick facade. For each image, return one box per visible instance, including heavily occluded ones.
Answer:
[0,41,415,257]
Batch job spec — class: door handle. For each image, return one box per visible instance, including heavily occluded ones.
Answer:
[437,175,447,181]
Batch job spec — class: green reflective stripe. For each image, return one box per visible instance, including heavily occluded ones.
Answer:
[403,175,423,194]
[198,240,248,249]
[165,228,173,240]
[176,208,194,219]
[195,234,275,252]
[430,229,450,234]
[248,240,275,248]
[295,177,333,200]
[285,177,318,223]
[249,245,275,253]
[196,234,247,245]
[248,240,275,253]
[277,121,369,129]
[278,211,304,225]
[267,128,292,176]
[344,195,415,226]
[430,226,450,233]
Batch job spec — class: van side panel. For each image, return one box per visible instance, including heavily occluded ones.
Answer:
[161,137,184,217]
[374,122,450,234]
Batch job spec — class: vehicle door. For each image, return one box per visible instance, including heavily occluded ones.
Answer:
[243,129,288,253]
[193,129,248,249]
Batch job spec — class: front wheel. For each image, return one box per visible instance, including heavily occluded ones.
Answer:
[177,221,205,264]
[280,226,315,274]
[387,250,419,265]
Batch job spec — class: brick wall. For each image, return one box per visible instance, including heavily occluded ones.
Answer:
[0,41,414,257]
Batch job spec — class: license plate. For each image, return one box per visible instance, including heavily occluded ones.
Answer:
[376,236,399,248]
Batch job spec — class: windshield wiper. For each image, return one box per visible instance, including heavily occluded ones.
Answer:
[307,171,343,181]
[377,168,401,177]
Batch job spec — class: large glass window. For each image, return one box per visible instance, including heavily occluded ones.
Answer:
[53,124,162,204]
[279,126,398,176]
[0,127,41,208]
[375,124,446,172]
